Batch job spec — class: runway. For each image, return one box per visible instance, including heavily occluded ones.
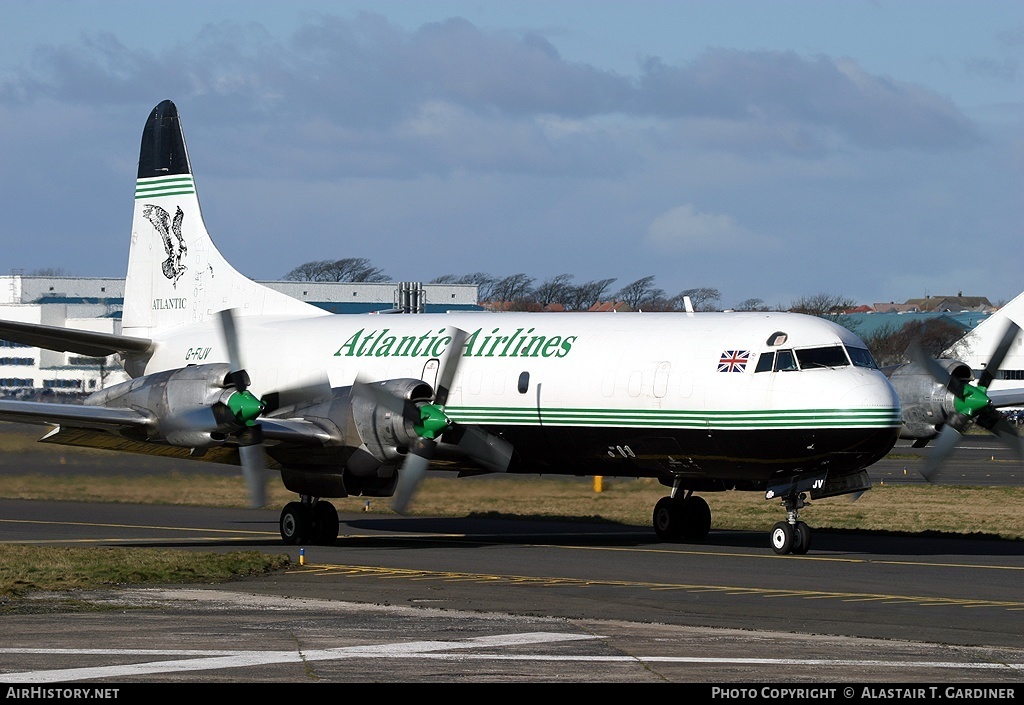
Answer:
[1,429,1023,684]
[2,497,1023,684]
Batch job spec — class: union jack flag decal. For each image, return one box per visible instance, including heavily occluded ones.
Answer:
[718,350,750,372]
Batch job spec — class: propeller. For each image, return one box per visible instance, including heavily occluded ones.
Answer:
[217,309,271,508]
[912,320,1023,482]
[354,327,512,514]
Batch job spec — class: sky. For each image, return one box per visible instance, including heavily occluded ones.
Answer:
[1,1,1021,310]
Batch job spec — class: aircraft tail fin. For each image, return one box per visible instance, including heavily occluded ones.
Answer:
[123,100,324,338]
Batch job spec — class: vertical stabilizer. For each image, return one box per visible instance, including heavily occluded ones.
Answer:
[123,100,325,338]
[945,291,1024,378]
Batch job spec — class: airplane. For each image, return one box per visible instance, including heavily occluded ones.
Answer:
[0,99,1008,557]
[881,315,1024,481]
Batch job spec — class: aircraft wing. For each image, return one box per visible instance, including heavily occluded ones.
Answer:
[987,386,1024,408]
[0,318,152,357]
[0,399,151,430]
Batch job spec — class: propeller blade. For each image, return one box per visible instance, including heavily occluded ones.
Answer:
[353,374,415,420]
[449,424,513,473]
[907,340,963,397]
[239,443,269,508]
[218,309,248,391]
[977,320,1021,389]
[391,438,434,514]
[433,327,467,407]
[261,374,333,414]
[977,407,1024,460]
[920,423,963,482]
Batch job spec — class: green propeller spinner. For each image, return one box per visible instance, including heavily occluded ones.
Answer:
[227,389,267,426]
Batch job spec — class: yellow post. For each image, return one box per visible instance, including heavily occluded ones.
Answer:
[594,476,603,493]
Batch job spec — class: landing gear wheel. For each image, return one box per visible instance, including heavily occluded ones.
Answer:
[770,521,794,555]
[653,497,684,540]
[280,501,312,545]
[681,495,711,541]
[791,521,812,555]
[311,501,339,545]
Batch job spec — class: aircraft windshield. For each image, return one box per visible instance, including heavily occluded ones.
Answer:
[845,346,878,369]
[795,345,849,369]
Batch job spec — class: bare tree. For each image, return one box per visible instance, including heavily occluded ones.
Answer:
[789,292,858,316]
[861,318,967,367]
[532,274,576,308]
[284,258,388,282]
[563,278,617,311]
[735,298,770,311]
[674,287,721,312]
[320,258,389,282]
[614,276,660,310]
[488,273,535,305]
[432,272,498,303]
[283,260,333,281]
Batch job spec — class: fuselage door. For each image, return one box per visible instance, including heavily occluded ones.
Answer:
[653,361,670,398]
[422,358,440,391]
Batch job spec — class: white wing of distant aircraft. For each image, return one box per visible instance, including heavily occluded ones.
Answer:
[0,100,931,555]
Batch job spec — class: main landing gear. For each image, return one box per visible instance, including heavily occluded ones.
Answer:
[769,491,812,555]
[652,491,712,542]
[651,484,813,555]
[280,496,339,545]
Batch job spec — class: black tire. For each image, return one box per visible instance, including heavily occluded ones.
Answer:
[681,495,712,541]
[280,501,311,545]
[311,501,339,545]
[653,496,684,541]
[791,521,812,555]
[770,521,794,555]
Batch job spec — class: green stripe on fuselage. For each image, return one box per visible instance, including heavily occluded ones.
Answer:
[445,406,901,429]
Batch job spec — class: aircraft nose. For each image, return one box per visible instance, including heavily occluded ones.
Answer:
[839,371,902,417]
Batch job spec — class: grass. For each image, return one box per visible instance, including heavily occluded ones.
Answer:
[0,545,290,603]
[3,471,1024,540]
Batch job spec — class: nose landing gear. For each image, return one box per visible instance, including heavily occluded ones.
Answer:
[769,491,811,555]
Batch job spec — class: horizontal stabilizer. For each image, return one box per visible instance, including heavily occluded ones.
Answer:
[0,318,152,357]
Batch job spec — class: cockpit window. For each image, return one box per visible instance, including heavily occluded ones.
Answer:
[845,346,878,369]
[755,345,876,372]
[775,349,797,371]
[795,345,849,369]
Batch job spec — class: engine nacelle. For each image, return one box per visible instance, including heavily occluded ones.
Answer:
[269,377,437,498]
[350,378,435,461]
[886,359,972,440]
[84,363,246,447]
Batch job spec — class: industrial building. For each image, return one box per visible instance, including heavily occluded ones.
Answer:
[0,274,481,398]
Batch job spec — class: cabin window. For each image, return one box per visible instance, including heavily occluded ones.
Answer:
[767,332,788,346]
[517,371,530,394]
[795,345,849,369]
[775,349,797,371]
[846,346,879,369]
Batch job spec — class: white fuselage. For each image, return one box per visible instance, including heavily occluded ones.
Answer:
[140,309,902,483]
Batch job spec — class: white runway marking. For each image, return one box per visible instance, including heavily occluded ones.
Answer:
[1,632,598,682]
[3,640,1024,681]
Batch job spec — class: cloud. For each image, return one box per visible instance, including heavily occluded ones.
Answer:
[644,204,773,253]
[0,15,981,157]
[635,49,981,151]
